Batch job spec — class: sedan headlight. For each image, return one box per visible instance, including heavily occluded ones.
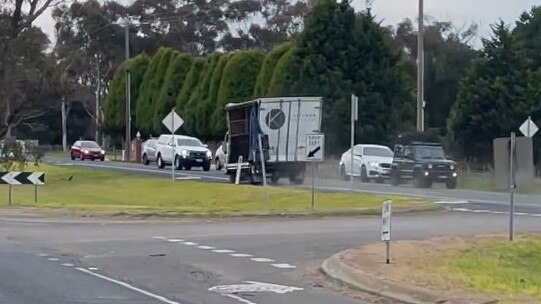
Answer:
[181,149,188,157]
[427,163,433,169]
[450,163,455,171]
[368,161,379,167]
[83,149,89,154]
[100,150,105,155]
[206,150,212,158]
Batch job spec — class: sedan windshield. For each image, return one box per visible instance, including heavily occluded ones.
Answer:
[81,141,100,148]
[413,145,445,159]
[177,138,203,147]
[363,147,393,157]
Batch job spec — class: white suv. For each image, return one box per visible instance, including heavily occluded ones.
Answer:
[339,144,394,183]
[155,135,212,171]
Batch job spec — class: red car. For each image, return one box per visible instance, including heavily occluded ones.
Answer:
[70,140,105,161]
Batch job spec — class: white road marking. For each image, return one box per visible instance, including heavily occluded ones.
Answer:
[76,268,183,304]
[61,263,74,267]
[250,258,275,263]
[48,258,59,261]
[223,294,257,304]
[182,242,198,246]
[88,267,99,271]
[197,245,215,250]
[38,253,48,257]
[209,281,303,294]
[167,239,184,242]
[271,263,296,269]
[153,236,167,240]
[451,208,541,217]
[435,200,469,205]
[212,249,235,253]
[230,253,253,257]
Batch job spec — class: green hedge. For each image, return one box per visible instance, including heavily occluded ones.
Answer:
[253,42,291,97]
[153,52,193,134]
[193,53,223,138]
[174,58,207,128]
[213,50,264,135]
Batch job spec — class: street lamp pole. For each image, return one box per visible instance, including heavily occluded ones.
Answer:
[124,18,131,162]
[416,0,425,132]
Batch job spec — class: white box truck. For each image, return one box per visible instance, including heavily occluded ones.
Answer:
[223,97,323,184]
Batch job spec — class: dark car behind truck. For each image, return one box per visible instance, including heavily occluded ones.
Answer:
[390,133,458,189]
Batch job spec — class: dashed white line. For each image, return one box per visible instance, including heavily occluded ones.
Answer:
[197,245,215,250]
[48,258,59,261]
[76,267,184,304]
[212,249,235,253]
[61,263,74,267]
[153,236,167,240]
[88,267,99,271]
[271,263,296,269]
[250,258,275,263]
[182,242,198,246]
[230,253,253,257]
[38,253,48,257]
[167,239,184,242]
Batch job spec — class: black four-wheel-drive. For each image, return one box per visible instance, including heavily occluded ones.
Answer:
[389,133,458,189]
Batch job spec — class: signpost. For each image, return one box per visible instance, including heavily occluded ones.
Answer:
[350,94,358,191]
[381,200,392,264]
[306,134,325,209]
[0,172,45,205]
[162,109,183,181]
[258,134,269,208]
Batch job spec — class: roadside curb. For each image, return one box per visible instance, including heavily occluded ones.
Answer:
[320,252,462,304]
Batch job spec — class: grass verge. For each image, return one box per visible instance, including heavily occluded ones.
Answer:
[438,235,541,300]
[0,164,437,217]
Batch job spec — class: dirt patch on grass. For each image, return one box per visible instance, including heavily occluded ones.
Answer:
[340,234,540,304]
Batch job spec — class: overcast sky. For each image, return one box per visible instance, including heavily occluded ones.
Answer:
[35,0,540,47]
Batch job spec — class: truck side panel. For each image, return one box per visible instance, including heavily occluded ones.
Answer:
[258,97,322,163]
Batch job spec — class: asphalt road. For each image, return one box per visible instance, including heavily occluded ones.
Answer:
[1,211,540,304]
[46,157,541,215]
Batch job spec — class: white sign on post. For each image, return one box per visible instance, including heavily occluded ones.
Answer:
[306,134,324,161]
[519,116,538,138]
[381,200,392,242]
[162,109,183,181]
[162,110,183,133]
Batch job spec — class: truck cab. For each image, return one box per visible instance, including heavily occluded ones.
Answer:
[390,135,458,189]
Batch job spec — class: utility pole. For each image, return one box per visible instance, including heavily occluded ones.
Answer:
[416,0,425,132]
[124,18,131,162]
[95,53,101,144]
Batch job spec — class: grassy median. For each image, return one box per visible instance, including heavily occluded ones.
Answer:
[0,164,437,217]
[440,236,541,299]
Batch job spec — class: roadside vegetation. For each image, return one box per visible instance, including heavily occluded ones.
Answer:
[440,236,541,300]
[0,164,437,217]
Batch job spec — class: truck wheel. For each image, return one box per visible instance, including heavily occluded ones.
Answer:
[184,165,192,171]
[390,171,400,186]
[142,154,149,165]
[340,165,348,181]
[289,171,305,185]
[229,173,236,184]
[203,162,211,171]
[375,178,384,184]
[446,178,457,189]
[414,174,424,188]
[270,173,280,184]
[215,158,222,171]
[174,156,182,170]
[157,155,165,169]
[360,166,369,183]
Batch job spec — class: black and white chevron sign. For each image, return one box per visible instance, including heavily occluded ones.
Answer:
[0,172,44,185]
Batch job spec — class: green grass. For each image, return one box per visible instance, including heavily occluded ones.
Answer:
[0,164,436,217]
[438,236,541,300]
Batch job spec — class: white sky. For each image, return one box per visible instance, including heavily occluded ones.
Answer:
[35,0,540,47]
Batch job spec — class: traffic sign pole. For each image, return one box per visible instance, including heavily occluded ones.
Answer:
[509,132,516,242]
[171,109,175,181]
